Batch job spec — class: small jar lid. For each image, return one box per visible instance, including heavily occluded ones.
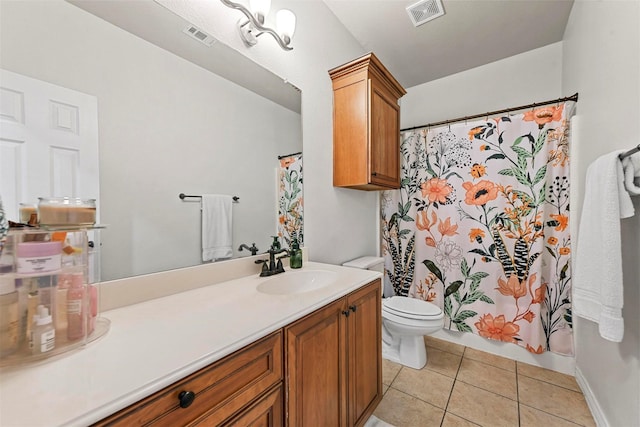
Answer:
[16,241,62,257]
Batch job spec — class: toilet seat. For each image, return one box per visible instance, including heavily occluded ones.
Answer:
[382,296,443,320]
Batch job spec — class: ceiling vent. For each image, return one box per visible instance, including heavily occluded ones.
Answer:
[406,0,445,27]
[182,25,216,47]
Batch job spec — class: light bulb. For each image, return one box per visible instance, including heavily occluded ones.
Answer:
[276,9,296,43]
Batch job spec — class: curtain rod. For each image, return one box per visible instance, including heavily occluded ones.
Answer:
[400,93,579,132]
[278,151,302,160]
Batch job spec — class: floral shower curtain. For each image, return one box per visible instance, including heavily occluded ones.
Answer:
[277,153,303,248]
[382,103,574,355]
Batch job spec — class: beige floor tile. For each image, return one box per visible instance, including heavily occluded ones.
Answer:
[456,358,517,399]
[425,347,463,378]
[463,347,516,372]
[382,384,389,395]
[447,381,518,427]
[373,388,444,427]
[425,335,465,355]
[517,362,581,392]
[518,376,595,427]
[391,366,455,409]
[382,358,402,386]
[441,412,481,426]
[519,404,582,427]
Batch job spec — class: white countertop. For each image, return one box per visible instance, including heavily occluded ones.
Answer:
[0,262,381,427]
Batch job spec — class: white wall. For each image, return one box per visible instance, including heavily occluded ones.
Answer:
[0,1,301,280]
[562,2,640,426]
[156,0,374,267]
[399,42,576,374]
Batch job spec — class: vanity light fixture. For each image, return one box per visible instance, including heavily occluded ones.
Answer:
[220,0,296,51]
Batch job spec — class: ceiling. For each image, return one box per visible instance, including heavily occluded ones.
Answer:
[323,0,574,89]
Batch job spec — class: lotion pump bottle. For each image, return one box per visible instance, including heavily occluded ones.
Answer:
[290,235,302,269]
[32,305,55,354]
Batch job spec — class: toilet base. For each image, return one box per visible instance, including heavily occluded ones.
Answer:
[382,334,428,370]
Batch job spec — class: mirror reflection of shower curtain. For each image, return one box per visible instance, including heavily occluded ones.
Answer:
[277,153,303,248]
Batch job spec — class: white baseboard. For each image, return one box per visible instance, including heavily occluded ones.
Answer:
[575,367,608,427]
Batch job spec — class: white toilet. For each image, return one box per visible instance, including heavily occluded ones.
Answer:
[342,256,445,370]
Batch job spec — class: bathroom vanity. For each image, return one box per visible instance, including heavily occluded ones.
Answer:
[0,260,382,426]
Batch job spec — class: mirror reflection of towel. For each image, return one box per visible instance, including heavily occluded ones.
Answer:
[201,194,233,262]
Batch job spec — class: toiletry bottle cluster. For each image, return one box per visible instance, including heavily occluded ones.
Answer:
[0,228,104,365]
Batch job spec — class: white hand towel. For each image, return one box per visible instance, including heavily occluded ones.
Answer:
[573,151,634,342]
[201,194,233,262]
[622,152,640,195]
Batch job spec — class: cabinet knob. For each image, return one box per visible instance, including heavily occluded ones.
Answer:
[371,172,378,176]
[349,305,357,313]
[178,390,196,408]
[342,310,351,317]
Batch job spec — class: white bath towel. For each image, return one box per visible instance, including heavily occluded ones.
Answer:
[573,151,635,342]
[622,152,640,195]
[201,194,233,262]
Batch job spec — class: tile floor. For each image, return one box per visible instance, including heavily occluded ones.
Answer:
[373,336,596,427]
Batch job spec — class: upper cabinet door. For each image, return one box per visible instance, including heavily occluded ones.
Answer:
[369,78,401,189]
[329,53,406,191]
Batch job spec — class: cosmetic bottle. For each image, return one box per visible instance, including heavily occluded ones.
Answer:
[290,236,302,269]
[31,305,55,354]
[67,273,85,341]
[55,273,70,338]
[0,275,19,357]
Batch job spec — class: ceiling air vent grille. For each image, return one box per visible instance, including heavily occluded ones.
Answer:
[182,25,216,47]
[406,0,445,27]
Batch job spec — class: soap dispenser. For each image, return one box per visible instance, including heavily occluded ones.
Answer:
[290,235,302,269]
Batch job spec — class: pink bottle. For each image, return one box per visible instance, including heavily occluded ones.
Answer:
[66,273,85,340]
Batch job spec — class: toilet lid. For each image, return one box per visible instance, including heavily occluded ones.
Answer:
[382,296,442,319]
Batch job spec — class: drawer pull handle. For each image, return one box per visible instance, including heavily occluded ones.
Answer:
[178,390,196,408]
[342,310,350,317]
[372,172,378,176]
[349,305,357,313]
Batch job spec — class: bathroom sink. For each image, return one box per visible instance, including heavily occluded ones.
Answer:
[256,270,338,295]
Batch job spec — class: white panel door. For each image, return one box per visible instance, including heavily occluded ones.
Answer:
[0,69,99,222]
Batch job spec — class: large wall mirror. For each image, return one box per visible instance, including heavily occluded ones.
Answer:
[0,0,302,281]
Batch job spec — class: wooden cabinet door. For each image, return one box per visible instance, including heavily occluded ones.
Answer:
[346,280,383,427]
[285,298,348,427]
[369,79,401,189]
[217,385,283,427]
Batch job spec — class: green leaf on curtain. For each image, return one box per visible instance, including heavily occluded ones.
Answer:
[487,153,506,161]
[444,296,453,318]
[498,168,515,176]
[401,215,414,223]
[469,271,489,281]
[461,292,482,305]
[469,248,490,257]
[455,310,478,322]
[445,280,463,297]
[461,259,470,278]
[514,167,531,186]
[423,260,444,283]
[545,246,557,259]
[445,171,463,180]
[454,321,473,333]
[488,244,497,257]
[479,294,495,304]
[401,178,410,187]
[534,129,548,156]
[533,165,548,185]
[513,146,532,159]
[453,290,461,304]
[538,185,546,205]
[498,132,504,145]
[560,261,569,280]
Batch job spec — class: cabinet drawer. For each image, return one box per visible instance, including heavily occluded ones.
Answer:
[218,384,283,427]
[96,331,282,427]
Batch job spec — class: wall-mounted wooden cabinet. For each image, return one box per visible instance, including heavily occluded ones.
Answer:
[329,53,406,190]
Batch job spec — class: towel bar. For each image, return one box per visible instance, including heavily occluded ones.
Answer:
[619,144,640,160]
[179,193,239,202]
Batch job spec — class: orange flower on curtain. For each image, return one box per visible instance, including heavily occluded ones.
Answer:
[382,102,575,355]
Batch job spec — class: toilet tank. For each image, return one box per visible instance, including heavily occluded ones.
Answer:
[342,256,384,272]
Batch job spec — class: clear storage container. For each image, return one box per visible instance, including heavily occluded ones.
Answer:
[38,198,97,226]
[0,227,109,366]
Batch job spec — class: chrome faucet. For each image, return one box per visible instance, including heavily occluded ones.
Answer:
[238,242,259,256]
[255,238,289,277]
